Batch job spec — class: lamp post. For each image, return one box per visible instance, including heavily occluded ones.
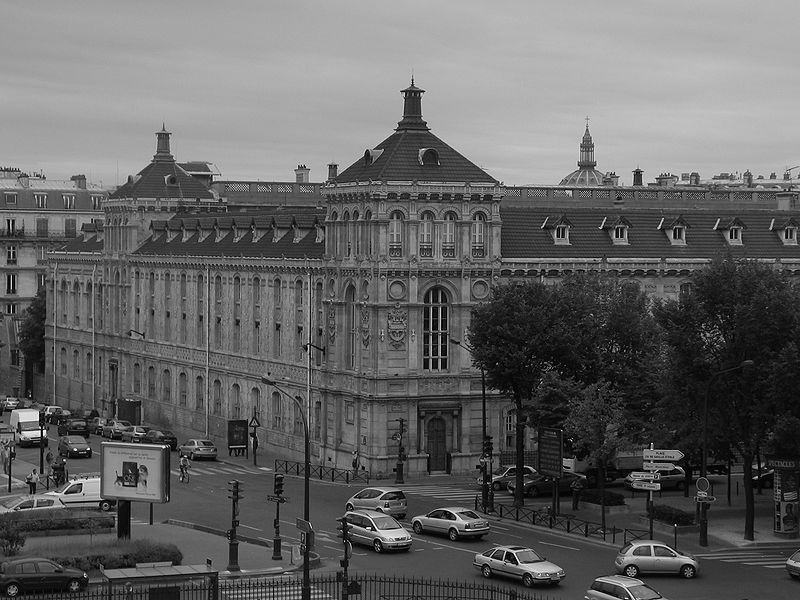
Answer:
[262,377,311,600]
[700,359,754,547]
[451,338,491,513]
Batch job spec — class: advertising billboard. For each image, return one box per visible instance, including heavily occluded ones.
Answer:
[537,428,564,478]
[100,442,170,503]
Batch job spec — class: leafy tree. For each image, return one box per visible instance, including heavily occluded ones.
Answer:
[18,287,46,370]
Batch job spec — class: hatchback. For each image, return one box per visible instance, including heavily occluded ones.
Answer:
[340,510,412,553]
[479,465,538,491]
[411,506,489,540]
[42,405,65,424]
[585,575,668,600]
[179,439,218,460]
[474,545,565,587]
[57,419,90,438]
[102,419,132,439]
[57,435,92,458]
[0,495,66,514]
[614,540,699,578]
[345,487,407,519]
[121,425,151,443]
[144,429,178,450]
[0,557,88,597]
[91,417,113,435]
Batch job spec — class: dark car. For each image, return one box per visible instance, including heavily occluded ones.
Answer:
[57,419,90,438]
[507,471,587,498]
[0,557,88,597]
[71,408,100,422]
[57,435,92,459]
[143,429,178,450]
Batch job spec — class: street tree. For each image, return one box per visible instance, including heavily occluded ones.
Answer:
[18,287,47,371]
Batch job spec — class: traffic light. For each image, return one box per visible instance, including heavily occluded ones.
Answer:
[337,516,350,541]
[399,446,407,462]
[228,480,243,501]
[483,436,493,459]
[274,473,284,496]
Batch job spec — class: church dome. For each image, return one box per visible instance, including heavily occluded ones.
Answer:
[558,122,609,187]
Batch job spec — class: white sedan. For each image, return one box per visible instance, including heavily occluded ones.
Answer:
[411,506,489,540]
[474,545,566,587]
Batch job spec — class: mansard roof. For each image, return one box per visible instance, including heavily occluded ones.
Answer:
[333,82,497,185]
[500,206,800,260]
[134,206,326,259]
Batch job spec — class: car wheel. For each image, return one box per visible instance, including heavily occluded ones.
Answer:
[527,486,540,498]
[522,573,534,587]
[412,522,423,534]
[5,582,20,597]
[481,565,492,579]
[66,579,83,593]
[492,481,501,491]
[100,500,113,512]
[372,539,384,553]
[448,528,459,541]
[680,564,697,579]
[624,564,639,578]
[345,503,355,512]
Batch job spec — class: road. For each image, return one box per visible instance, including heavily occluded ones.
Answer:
[9,428,800,599]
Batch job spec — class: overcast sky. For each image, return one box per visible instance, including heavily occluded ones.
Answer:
[3,1,799,188]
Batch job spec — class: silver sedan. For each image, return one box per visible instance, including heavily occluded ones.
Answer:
[473,545,565,587]
[411,507,490,540]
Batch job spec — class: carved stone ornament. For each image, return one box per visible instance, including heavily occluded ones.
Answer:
[360,306,371,348]
[327,305,336,343]
[387,304,408,350]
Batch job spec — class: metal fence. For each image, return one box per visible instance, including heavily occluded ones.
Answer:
[274,459,370,484]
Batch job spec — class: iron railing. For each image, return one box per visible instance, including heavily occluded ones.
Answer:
[274,459,370,484]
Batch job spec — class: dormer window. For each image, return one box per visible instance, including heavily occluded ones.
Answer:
[714,217,745,246]
[728,227,741,242]
[555,225,568,241]
[658,216,689,246]
[418,148,440,166]
[771,218,798,246]
[614,225,626,241]
[784,227,797,243]
[599,216,630,245]
[541,215,572,246]
[672,226,685,242]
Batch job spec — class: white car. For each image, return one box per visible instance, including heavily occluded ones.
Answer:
[474,545,565,587]
[0,495,66,514]
[411,506,489,540]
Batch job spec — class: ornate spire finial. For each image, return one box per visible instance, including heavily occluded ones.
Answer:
[585,115,590,129]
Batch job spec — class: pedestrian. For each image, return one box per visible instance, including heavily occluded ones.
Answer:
[26,468,40,494]
[45,449,54,476]
[570,475,586,510]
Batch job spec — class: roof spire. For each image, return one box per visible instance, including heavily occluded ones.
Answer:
[154,124,174,162]
[396,79,429,131]
[579,119,596,168]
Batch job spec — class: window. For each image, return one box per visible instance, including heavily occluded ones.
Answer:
[35,193,47,209]
[60,347,67,375]
[728,227,741,242]
[785,227,797,243]
[73,350,80,379]
[252,277,261,354]
[345,286,357,369]
[91,195,103,210]
[85,352,92,380]
[389,211,403,258]
[5,219,16,236]
[231,384,241,419]
[441,212,456,258]
[36,218,48,236]
[6,273,17,294]
[133,363,141,394]
[343,211,351,257]
[672,226,685,242]
[422,287,448,371]
[162,369,171,403]
[147,366,155,399]
[613,225,627,242]
[6,246,16,265]
[195,376,204,411]
[179,372,187,406]
[4,193,17,205]
[65,218,76,237]
[250,388,262,428]
[213,379,222,415]
[164,273,171,339]
[196,273,205,346]
[419,212,434,257]
[272,391,283,429]
[505,412,516,449]
[5,303,17,315]
[62,194,75,209]
[471,213,486,257]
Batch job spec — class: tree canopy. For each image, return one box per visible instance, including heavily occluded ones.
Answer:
[18,287,46,369]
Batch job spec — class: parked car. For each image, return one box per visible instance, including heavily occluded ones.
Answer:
[143,429,178,450]
[585,575,669,600]
[473,544,565,587]
[507,471,587,498]
[345,487,407,518]
[121,425,151,443]
[0,557,89,596]
[2,397,20,411]
[91,417,113,435]
[623,467,688,491]
[340,510,412,553]
[57,419,90,438]
[57,435,92,459]
[479,465,538,491]
[178,439,218,460]
[411,506,489,540]
[786,548,800,579]
[42,405,65,424]
[575,467,620,488]
[614,540,699,578]
[71,408,100,421]
[0,495,66,514]
[101,419,132,439]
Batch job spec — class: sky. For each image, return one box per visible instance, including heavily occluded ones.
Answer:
[3,1,799,189]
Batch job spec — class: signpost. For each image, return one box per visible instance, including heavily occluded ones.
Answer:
[641,445,683,539]
[632,481,661,491]
[643,449,685,462]
[629,471,661,481]
[537,428,564,517]
[643,462,675,471]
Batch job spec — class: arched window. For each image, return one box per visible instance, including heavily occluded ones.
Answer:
[164,272,172,339]
[213,379,222,415]
[353,210,361,256]
[147,366,155,399]
[471,213,486,258]
[133,363,141,394]
[179,273,187,344]
[86,352,92,381]
[295,279,304,361]
[196,273,205,346]
[162,369,171,403]
[441,212,456,258]
[389,211,403,258]
[233,276,241,353]
[252,277,261,354]
[214,275,223,350]
[148,272,156,333]
[419,211,434,257]
[85,282,93,329]
[345,286,357,370]
[60,281,68,324]
[343,211,351,257]
[72,281,81,326]
[231,384,241,419]
[60,347,67,375]
[195,376,204,411]
[72,349,80,379]
[179,372,187,406]
[271,391,283,430]
[423,287,449,371]
[364,210,373,256]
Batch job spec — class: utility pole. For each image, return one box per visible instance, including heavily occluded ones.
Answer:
[268,474,286,560]
[227,480,242,572]
[394,418,406,484]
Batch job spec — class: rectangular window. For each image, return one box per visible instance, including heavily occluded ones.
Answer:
[5,219,15,236]
[253,321,261,354]
[614,226,626,240]
[64,218,77,237]
[6,246,16,265]
[35,193,47,209]
[91,195,103,210]
[36,218,48,237]
[62,194,75,209]
[672,226,684,241]
[785,227,796,241]
[729,227,740,241]
[555,226,567,240]
[6,273,17,294]
[4,193,17,205]
[5,303,17,315]
[10,349,19,365]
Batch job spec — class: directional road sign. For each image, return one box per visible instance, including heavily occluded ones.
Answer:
[632,481,661,491]
[643,462,675,471]
[643,449,684,462]
[694,495,716,503]
[630,471,661,481]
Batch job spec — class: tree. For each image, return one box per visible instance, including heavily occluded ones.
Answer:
[653,256,800,540]
[18,287,47,370]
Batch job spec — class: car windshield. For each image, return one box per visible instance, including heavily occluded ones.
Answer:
[515,549,544,563]
[198,441,215,447]
[19,422,39,431]
[65,437,84,444]
[372,516,402,530]
[0,496,22,509]
[457,510,480,520]
[382,491,405,500]
[492,467,509,476]
[791,550,800,561]
[629,584,662,600]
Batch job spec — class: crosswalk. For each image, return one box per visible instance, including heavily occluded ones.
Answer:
[399,481,482,504]
[170,464,271,478]
[694,547,794,570]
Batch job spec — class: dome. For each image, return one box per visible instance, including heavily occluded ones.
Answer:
[558,122,610,187]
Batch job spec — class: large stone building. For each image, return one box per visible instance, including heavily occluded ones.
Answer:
[44,82,800,478]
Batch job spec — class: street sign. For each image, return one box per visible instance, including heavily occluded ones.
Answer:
[248,416,260,428]
[643,462,675,471]
[643,449,684,462]
[296,518,313,533]
[695,495,716,503]
[630,471,661,481]
[632,481,661,491]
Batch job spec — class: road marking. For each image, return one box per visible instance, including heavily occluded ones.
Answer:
[539,540,581,551]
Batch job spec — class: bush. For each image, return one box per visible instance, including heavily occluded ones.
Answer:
[0,511,114,532]
[22,539,182,571]
[581,489,626,506]
[0,520,25,556]
[648,504,695,526]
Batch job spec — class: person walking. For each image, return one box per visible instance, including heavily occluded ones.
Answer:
[570,475,586,510]
[26,468,40,494]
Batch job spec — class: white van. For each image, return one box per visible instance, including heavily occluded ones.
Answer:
[9,408,46,447]
[45,475,115,512]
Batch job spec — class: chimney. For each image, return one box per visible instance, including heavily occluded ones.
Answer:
[744,170,753,187]
[327,163,338,181]
[632,168,643,186]
[17,173,29,188]
[71,174,87,190]
[295,164,310,184]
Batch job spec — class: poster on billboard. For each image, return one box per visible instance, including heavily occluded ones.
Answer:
[100,442,170,503]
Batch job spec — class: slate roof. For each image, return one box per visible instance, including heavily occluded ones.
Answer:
[500,206,800,260]
[334,82,497,185]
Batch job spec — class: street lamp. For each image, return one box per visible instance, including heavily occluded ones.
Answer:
[451,338,492,513]
[700,359,754,547]
[262,376,311,600]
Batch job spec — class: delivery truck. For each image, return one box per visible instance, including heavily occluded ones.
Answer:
[9,408,47,447]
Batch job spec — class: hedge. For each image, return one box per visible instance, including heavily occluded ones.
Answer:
[648,504,695,526]
[580,489,626,506]
[0,511,115,532]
